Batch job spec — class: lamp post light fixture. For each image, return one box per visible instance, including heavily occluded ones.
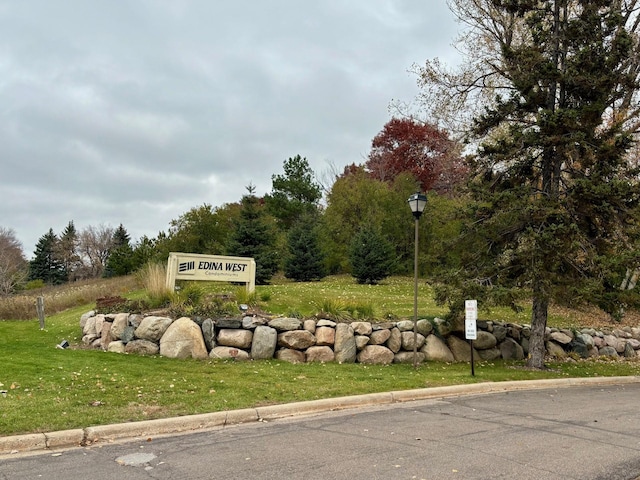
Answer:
[407,192,427,368]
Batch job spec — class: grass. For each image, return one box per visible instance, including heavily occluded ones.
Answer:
[1,274,639,436]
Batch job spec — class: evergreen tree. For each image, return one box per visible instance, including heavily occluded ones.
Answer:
[226,185,279,284]
[284,214,326,282]
[29,228,65,284]
[265,155,322,230]
[418,0,640,368]
[55,221,80,281]
[104,224,134,277]
[349,225,395,285]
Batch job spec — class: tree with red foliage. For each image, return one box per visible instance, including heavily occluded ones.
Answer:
[366,117,466,194]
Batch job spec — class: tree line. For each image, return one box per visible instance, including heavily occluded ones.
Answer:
[3,1,640,371]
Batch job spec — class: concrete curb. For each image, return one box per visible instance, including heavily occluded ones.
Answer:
[2,376,638,456]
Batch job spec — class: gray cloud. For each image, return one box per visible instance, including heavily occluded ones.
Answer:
[0,0,460,255]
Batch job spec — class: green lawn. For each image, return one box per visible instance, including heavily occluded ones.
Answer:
[1,275,639,436]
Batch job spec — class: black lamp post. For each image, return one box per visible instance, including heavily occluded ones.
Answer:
[407,192,427,367]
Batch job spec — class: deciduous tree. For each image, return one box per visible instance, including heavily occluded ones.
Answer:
[366,117,466,195]
[0,227,27,295]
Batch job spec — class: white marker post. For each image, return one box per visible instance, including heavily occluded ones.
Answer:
[465,300,478,376]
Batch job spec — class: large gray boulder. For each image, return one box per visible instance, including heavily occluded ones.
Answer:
[386,327,402,353]
[401,331,426,351]
[474,331,497,350]
[334,323,356,363]
[159,317,208,359]
[251,326,277,359]
[135,316,173,342]
[110,313,129,340]
[421,334,455,363]
[447,335,478,362]
[499,337,524,360]
[268,317,302,331]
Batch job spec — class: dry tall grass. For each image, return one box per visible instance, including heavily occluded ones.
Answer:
[135,262,173,307]
[0,276,139,320]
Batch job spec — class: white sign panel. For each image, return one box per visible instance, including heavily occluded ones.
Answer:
[166,252,256,292]
[465,299,478,340]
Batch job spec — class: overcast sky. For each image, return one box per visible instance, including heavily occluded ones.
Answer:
[1,1,461,257]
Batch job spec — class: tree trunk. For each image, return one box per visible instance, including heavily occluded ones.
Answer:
[527,294,548,369]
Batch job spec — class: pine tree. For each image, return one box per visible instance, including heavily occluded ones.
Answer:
[418,0,640,368]
[349,225,395,284]
[29,228,65,284]
[284,215,326,282]
[56,221,80,281]
[104,224,134,277]
[226,185,279,284]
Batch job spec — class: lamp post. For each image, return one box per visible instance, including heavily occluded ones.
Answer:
[407,192,427,368]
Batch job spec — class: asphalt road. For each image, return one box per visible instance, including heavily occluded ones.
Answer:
[2,382,640,480]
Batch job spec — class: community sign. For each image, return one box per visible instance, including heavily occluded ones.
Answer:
[166,252,256,292]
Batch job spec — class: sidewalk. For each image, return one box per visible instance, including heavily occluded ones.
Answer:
[2,376,639,457]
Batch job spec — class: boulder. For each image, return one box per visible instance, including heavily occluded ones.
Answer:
[599,346,619,357]
[135,316,173,342]
[386,327,402,353]
[251,326,277,359]
[474,331,497,350]
[107,341,125,353]
[217,329,253,349]
[125,339,160,356]
[110,313,129,340]
[82,316,97,336]
[447,335,478,362]
[275,348,306,363]
[334,323,356,363]
[369,329,391,345]
[210,346,250,360]
[416,319,433,337]
[355,335,370,350]
[421,335,455,363]
[476,347,501,361]
[100,321,113,350]
[306,346,335,363]
[351,321,372,336]
[278,330,316,350]
[550,331,572,345]
[242,316,268,329]
[499,337,524,360]
[159,317,208,359]
[315,326,336,346]
[201,318,216,351]
[393,351,426,364]
[401,331,426,351]
[396,320,414,332]
[356,345,394,365]
[269,318,302,331]
[303,319,317,333]
[546,341,568,359]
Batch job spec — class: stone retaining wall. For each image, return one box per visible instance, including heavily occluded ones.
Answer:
[79,311,640,364]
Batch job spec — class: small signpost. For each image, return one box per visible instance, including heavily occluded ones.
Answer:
[36,296,45,330]
[465,299,477,376]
